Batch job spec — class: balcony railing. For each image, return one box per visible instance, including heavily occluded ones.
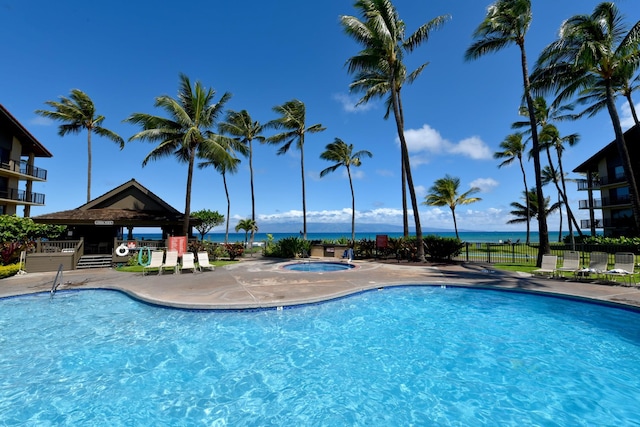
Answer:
[599,174,626,186]
[580,219,603,229]
[0,188,45,204]
[579,199,602,209]
[0,160,48,180]
[576,179,600,191]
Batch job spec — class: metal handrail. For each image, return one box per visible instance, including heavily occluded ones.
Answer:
[50,264,64,298]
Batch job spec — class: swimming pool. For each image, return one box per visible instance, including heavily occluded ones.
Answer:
[1,287,639,426]
[282,261,356,272]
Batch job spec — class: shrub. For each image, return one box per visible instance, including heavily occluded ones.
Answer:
[263,237,309,258]
[223,242,244,260]
[423,235,463,261]
[0,263,20,279]
[356,238,375,259]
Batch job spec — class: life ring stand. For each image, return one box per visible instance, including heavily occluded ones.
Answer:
[115,244,129,257]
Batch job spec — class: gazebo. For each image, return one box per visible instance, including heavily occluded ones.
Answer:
[33,178,197,256]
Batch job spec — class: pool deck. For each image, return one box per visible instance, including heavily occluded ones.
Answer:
[3,257,640,310]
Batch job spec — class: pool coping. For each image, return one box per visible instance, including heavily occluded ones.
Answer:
[3,257,640,311]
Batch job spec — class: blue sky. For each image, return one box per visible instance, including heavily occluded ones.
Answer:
[1,0,638,233]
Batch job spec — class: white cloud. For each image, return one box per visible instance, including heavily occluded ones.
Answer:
[470,177,499,193]
[415,185,427,198]
[400,124,493,161]
[29,116,53,126]
[332,93,376,113]
[376,169,394,177]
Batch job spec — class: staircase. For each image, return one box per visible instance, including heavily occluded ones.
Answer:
[77,254,113,269]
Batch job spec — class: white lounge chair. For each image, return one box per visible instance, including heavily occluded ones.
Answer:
[181,252,197,274]
[605,252,635,285]
[143,250,164,276]
[555,251,580,278]
[575,251,609,281]
[161,250,180,274]
[532,255,557,278]
[197,251,215,272]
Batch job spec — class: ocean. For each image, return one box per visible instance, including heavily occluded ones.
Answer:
[134,231,570,244]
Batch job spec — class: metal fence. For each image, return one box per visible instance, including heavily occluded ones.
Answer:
[452,242,640,266]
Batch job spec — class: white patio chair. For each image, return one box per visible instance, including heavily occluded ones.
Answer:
[181,252,197,274]
[143,250,164,276]
[161,250,180,274]
[197,251,215,272]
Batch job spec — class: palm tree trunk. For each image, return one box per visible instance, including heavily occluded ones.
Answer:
[625,93,640,126]
[557,194,563,242]
[402,154,409,237]
[518,157,531,245]
[557,148,584,246]
[347,166,356,243]
[300,139,307,240]
[392,84,424,261]
[545,148,581,247]
[223,173,230,244]
[86,130,92,203]
[606,84,640,231]
[451,207,459,239]
[182,149,195,237]
[519,42,550,265]
[249,139,256,247]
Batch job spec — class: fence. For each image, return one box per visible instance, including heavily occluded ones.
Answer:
[452,242,640,266]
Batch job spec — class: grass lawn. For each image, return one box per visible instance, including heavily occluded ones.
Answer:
[117,259,238,273]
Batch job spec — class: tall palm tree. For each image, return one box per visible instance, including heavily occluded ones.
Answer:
[198,152,241,244]
[235,219,258,248]
[319,138,373,243]
[465,0,551,265]
[508,188,561,226]
[265,99,325,240]
[531,2,640,233]
[36,89,124,203]
[125,74,232,236]
[423,175,482,240]
[218,110,265,227]
[494,132,531,244]
[341,0,449,262]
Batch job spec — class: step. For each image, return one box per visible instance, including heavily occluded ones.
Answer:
[77,255,113,269]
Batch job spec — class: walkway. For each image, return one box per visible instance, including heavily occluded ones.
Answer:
[3,258,640,310]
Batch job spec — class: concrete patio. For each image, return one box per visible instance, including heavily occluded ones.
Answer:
[2,257,640,310]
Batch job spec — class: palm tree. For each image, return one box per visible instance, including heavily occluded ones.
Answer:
[465,0,551,265]
[341,0,449,262]
[423,175,482,240]
[508,188,561,226]
[494,132,531,244]
[265,99,325,240]
[36,89,124,203]
[125,73,232,236]
[319,138,373,243]
[218,110,265,228]
[531,2,640,232]
[235,219,258,248]
[198,152,241,244]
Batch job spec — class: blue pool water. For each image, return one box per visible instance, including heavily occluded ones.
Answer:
[1,288,640,426]
[283,261,355,272]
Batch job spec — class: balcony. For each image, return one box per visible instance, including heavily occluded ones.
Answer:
[0,159,48,181]
[599,174,626,186]
[580,219,603,229]
[0,187,45,205]
[579,199,602,209]
[577,179,600,191]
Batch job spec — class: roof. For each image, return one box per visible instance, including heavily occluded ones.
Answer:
[573,125,640,173]
[33,179,190,226]
[0,104,53,158]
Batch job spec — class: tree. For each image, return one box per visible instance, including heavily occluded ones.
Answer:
[341,0,449,262]
[319,138,373,243]
[191,209,225,241]
[219,110,265,230]
[507,188,561,226]
[235,219,258,248]
[265,99,325,240]
[465,0,551,265]
[541,165,563,242]
[36,89,124,203]
[423,175,482,240]
[494,132,531,244]
[198,153,241,244]
[126,73,232,236]
[531,2,640,233]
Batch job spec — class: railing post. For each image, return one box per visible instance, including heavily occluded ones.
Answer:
[487,243,491,263]
[465,242,469,262]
